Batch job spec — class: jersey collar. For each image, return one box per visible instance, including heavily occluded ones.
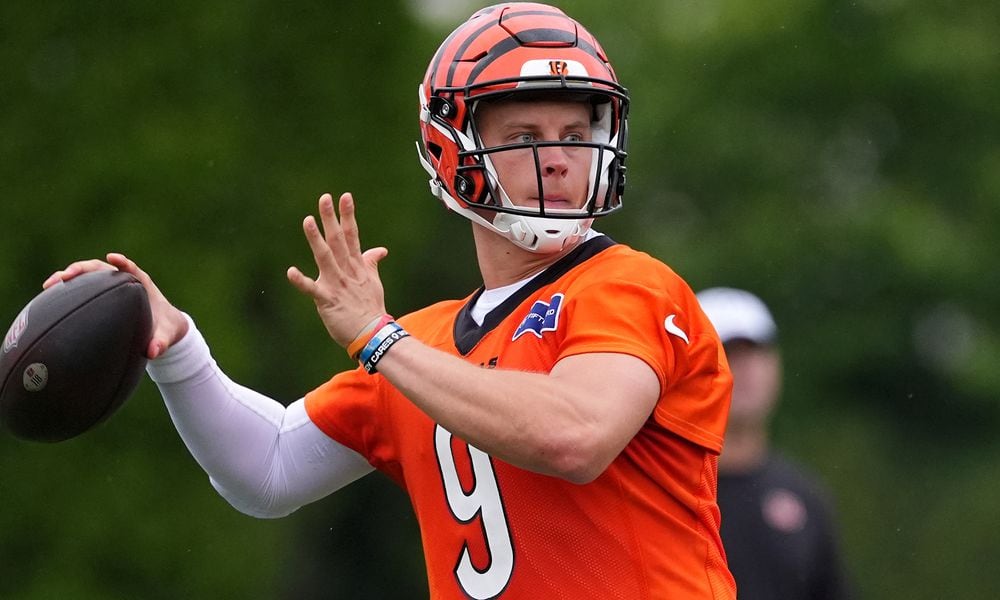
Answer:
[453,235,617,355]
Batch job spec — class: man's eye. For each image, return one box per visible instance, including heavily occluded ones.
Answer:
[515,133,535,143]
[563,133,583,142]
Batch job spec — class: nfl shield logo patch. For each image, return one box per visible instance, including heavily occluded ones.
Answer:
[512,293,564,341]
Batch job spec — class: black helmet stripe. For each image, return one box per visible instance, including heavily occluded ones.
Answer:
[442,20,495,88]
[426,22,469,88]
[464,31,606,87]
[510,27,576,45]
[443,9,568,88]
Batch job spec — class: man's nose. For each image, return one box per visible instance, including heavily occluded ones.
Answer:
[537,146,569,177]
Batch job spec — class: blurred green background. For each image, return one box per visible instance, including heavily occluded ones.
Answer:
[2,0,997,598]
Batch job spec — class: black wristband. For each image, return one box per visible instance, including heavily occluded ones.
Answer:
[361,325,410,374]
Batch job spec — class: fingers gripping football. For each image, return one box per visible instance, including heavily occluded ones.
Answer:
[105,254,189,359]
[287,193,389,348]
[43,254,189,359]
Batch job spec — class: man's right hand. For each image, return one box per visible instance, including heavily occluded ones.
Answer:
[43,253,189,359]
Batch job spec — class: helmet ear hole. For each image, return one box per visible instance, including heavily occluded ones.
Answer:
[427,142,443,160]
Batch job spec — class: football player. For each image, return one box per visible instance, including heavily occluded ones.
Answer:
[45,4,736,598]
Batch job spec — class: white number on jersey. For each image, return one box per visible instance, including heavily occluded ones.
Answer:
[434,425,514,599]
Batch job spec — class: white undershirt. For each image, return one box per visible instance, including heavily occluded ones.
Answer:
[470,274,540,325]
[470,229,602,325]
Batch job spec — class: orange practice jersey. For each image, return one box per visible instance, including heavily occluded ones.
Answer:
[306,236,735,599]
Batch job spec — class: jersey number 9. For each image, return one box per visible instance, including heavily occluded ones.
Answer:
[434,425,515,599]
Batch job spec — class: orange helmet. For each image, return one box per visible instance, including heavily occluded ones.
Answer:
[416,3,630,253]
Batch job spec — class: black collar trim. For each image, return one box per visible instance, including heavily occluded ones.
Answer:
[453,235,617,355]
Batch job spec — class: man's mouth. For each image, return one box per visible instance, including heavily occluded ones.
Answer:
[538,196,571,206]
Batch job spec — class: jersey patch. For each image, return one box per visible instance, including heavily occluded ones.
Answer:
[512,293,564,341]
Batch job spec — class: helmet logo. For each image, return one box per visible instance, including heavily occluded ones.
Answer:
[520,59,587,78]
[548,60,569,76]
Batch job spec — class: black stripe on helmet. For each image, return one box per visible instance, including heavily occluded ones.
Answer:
[509,27,576,46]
[443,9,563,88]
[464,31,607,86]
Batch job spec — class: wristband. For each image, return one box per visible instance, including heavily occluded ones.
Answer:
[346,314,394,360]
[359,322,410,374]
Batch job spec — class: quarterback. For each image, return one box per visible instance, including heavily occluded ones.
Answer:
[46,3,736,598]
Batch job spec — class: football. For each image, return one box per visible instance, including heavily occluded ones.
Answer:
[0,270,153,442]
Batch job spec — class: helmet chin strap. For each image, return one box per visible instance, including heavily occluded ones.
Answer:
[492,210,591,254]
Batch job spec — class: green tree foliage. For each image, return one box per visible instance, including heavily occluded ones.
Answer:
[1,1,997,598]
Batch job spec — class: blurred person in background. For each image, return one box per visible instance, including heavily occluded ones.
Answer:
[697,287,854,600]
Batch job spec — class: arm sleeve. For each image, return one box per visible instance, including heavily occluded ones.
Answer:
[145,314,375,519]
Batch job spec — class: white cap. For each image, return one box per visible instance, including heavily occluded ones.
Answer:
[696,287,777,345]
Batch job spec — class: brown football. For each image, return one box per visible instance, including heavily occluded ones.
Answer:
[0,270,152,442]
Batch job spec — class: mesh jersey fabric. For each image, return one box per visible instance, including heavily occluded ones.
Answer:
[305,236,736,599]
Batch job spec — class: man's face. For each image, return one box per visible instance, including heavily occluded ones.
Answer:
[724,340,782,427]
[474,99,594,211]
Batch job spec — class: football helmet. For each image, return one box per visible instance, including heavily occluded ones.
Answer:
[417,3,630,253]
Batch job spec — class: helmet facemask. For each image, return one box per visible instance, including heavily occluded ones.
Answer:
[418,81,629,254]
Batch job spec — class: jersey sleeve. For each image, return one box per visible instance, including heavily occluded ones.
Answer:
[304,368,400,477]
[557,275,732,454]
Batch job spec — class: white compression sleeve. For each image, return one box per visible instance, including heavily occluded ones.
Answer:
[145,315,374,518]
